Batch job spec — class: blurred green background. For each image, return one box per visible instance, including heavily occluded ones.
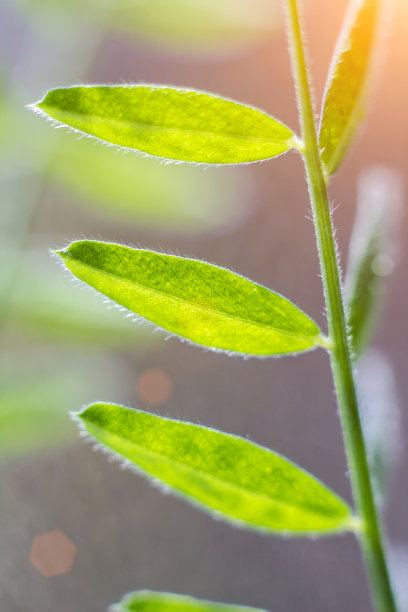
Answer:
[0,1,407,610]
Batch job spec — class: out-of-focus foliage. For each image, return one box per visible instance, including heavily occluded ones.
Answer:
[390,547,408,612]
[346,166,402,358]
[113,0,280,57]
[0,350,126,461]
[57,241,324,356]
[5,248,153,347]
[9,0,280,58]
[0,372,75,460]
[78,403,353,534]
[33,85,296,165]
[50,138,248,233]
[0,103,56,171]
[319,0,381,175]
[357,350,401,505]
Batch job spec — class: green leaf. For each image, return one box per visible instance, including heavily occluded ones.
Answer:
[112,591,269,612]
[56,241,326,356]
[319,0,381,176]
[51,137,248,234]
[31,85,297,164]
[346,167,402,358]
[78,403,354,534]
[113,0,280,57]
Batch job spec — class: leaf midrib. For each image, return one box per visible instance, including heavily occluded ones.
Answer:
[86,420,349,526]
[42,106,293,149]
[66,254,320,346]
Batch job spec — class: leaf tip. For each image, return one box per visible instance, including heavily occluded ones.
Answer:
[74,401,117,429]
[51,248,71,271]
[27,89,65,120]
[69,406,86,427]
[52,241,79,261]
[72,402,97,421]
[70,403,106,440]
[26,98,48,116]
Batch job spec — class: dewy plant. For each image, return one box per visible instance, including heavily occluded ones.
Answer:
[29,0,400,610]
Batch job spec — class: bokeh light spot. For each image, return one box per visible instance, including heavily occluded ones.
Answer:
[29,530,76,577]
[136,368,173,406]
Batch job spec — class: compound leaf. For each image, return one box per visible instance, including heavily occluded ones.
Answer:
[78,403,354,534]
[31,85,297,164]
[319,0,381,176]
[56,240,325,357]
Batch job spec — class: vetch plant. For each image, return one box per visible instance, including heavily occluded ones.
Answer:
[29,0,401,610]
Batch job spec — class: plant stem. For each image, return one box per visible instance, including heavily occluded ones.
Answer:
[284,1,398,611]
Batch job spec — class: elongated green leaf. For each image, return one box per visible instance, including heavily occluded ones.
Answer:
[112,591,270,612]
[78,403,353,534]
[319,0,381,175]
[346,167,402,358]
[31,85,297,164]
[56,241,325,356]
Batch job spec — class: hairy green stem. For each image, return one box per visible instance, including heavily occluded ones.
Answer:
[284,1,397,611]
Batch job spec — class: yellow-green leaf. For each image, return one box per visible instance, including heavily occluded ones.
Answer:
[78,403,354,534]
[319,0,381,176]
[112,591,269,612]
[31,85,297,164]
[56,241,326,357]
